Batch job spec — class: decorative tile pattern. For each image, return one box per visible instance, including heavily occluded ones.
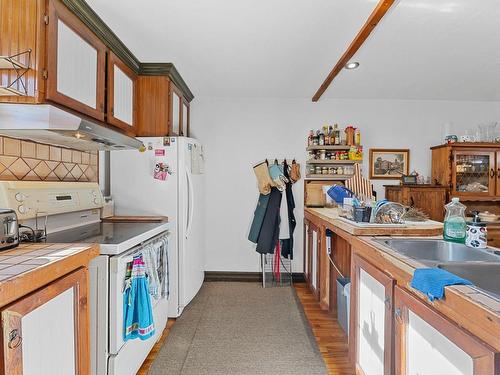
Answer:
[0,137,98,182]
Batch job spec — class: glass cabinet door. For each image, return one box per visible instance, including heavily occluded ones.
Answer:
[453,151,495,197]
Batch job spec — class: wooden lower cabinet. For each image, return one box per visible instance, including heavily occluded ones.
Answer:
[350,253,395,375]
[394,286,499,375]
[304,220,321,300]
[0,268,89,375]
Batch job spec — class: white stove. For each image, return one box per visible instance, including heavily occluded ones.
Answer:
[0,181,171,375]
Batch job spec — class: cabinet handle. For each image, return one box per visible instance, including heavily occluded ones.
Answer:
[111,107,114,116]
[409,196,415,207]
[491,168,496,178]
[497,168,500,179]
[395,308,403,324]
[8,329,22,349]
[384,296,391,310]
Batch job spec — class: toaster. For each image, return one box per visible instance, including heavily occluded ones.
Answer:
[0,209,19,250]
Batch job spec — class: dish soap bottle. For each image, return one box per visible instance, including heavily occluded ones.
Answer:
[443,198,467,243]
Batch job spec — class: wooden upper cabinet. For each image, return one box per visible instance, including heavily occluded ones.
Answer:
[0,268,89,375]
[182,99,190,137]
[169,83,183,136]
[394,286,498,375]
[350,253,395,375]
[46,0,106,121]
[106,52,137,135]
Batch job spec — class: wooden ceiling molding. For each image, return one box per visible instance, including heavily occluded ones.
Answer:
[312,0,397,102]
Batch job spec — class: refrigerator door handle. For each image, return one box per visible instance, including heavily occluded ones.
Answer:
[185,168,195,239]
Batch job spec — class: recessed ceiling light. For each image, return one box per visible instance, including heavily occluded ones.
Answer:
[345,62,360,70]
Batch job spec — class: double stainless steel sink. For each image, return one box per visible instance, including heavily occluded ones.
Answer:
[375,239,500,299]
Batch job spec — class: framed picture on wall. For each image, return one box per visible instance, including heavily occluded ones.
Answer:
[369,149,410,179]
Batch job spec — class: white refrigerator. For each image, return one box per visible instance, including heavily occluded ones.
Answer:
[110,137,205,317]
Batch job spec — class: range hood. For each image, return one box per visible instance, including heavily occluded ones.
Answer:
[0,104,144,151]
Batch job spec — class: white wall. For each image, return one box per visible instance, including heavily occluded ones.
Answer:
[191,98,500,273]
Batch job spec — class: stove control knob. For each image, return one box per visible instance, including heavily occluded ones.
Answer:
[15,193,24,202]
[18,205,26,214]
[93,198,99,205]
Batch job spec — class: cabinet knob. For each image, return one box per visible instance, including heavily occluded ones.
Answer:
[8,329,22,349]
[490,168,496,178]
[395,308,403,323]
[384,296,391,310]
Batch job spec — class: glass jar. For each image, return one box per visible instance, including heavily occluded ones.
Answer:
[321,167,328,175]
[315,166,322,174]
[319,150,326,160]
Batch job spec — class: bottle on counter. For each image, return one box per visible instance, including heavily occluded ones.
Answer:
[466,211,487,249]
[323,126,330,145]
[318,130,324,146]
[345,126,356,146]
[443,198,467,244]
[354,128,361,146]
[308,130,314,146]
[333,124,340,145]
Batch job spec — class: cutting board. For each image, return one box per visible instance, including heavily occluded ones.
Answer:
[102,216,168,223]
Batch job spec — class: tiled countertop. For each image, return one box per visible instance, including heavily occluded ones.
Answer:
[0,242,99,308]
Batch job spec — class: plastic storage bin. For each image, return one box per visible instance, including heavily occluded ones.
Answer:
[336,277,350,336]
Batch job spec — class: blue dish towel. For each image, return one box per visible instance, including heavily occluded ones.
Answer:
[123,255,155,341]
[410,268,473,301]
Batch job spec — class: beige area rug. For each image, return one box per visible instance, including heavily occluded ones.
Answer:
[148,282,328,375]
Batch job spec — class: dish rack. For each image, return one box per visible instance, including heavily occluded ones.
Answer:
[260,253,292,288]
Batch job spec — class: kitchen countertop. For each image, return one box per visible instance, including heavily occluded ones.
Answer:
[0,242,99,308]
[356,235,500,350]
[305,207,443,236]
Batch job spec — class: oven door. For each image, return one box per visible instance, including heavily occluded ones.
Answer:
[108,232,170,356]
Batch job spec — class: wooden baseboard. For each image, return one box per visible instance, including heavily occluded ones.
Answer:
[204,271,305,283]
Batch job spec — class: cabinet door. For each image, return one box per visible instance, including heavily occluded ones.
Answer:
[394,286,498,375]
[496,152,500,197]
[350,254,395,375]
[452,150,496,198]
[306,222,321,300]
[0,268,89,375]
[107,52,137,135]
[46,0,106,121]
[407,187,446,221]
[181,99,190,137]
[169,84,183,136]
[385,187,403,204]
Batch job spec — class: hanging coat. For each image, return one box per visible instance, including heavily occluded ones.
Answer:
[256,187,282,254]
[123,255,155,341]
[280,162,296,259]
[248,193,271,244]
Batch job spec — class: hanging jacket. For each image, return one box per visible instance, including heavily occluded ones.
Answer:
[248,193,271,244]
[280,162,296,259]
[256,187,282,254]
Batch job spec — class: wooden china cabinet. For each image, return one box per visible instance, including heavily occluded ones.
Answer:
[432,143,500,200]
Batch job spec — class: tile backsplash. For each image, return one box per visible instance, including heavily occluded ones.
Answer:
[0,137,98,182]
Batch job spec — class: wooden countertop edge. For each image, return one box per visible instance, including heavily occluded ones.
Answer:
[356,236,500,351]
[305,207,443,236]
[305,208,500,351]
[0,244,100,309]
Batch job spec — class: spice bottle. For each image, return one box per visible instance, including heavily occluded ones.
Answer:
[354,129,361,146]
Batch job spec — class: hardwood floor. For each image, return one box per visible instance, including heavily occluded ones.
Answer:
[137,319,176,375]
[294,283,355,375]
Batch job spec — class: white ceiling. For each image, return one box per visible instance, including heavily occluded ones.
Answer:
[86,0,500,101]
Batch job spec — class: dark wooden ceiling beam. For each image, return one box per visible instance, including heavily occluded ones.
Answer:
[312,0,397,102]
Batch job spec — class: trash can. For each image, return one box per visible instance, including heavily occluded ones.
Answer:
[336,277,350,336]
